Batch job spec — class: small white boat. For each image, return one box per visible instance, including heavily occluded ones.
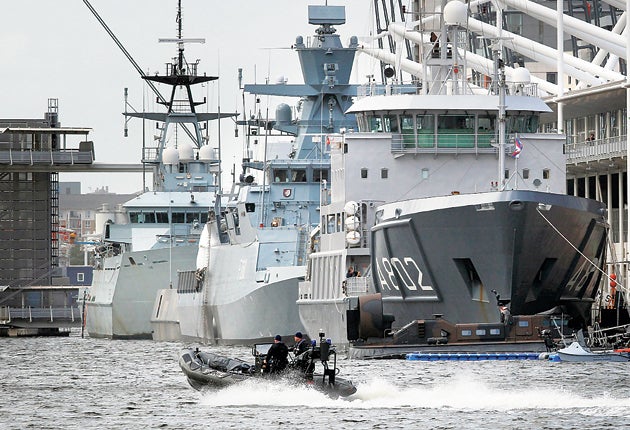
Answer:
[555,342,630,362]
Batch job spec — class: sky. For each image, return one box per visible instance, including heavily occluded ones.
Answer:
[0,0,380,194]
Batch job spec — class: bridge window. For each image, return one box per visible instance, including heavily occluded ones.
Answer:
[361,168,368,179]
[543,169,550,179]
[172,212,185,223]
[291,169,307,182]
[381,168,388,179]
[507,114,539,133]
[313,168,328,182]
[274,169,288,182]
[522,169,530,180]
[368,116,383,132]
[156,212,168,223]
[383,115,399,133]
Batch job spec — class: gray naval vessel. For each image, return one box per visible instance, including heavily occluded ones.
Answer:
[298,0,608,358]
[87,2,235,339]
[174,5,360,344]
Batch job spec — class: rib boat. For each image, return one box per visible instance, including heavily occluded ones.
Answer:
[179,335,357,398]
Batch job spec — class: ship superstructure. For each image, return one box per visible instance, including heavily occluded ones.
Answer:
[86,2,235,339]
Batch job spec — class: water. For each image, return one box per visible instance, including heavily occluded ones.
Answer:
[2,331,629,429]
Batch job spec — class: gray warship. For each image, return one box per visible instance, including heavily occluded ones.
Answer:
[175,5,360,344]
[298,0,607,357]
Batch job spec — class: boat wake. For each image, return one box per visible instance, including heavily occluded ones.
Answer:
[198,373,630,415]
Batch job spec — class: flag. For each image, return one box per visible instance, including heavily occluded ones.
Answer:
[511,138,522,158]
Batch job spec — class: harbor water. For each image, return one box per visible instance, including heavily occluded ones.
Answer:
[2,330,630,429]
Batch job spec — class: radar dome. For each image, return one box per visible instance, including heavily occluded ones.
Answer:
[512,67,531,84]
[178,142,194,161]
[344,201,359,215]
[162,146,179,165]
[443,1,468,25]
[199,145,215,161]
[276,103,292,125]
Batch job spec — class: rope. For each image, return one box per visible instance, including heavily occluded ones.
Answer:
[536,206,624,291]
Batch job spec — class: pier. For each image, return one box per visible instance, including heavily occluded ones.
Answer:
[0,285,82,336]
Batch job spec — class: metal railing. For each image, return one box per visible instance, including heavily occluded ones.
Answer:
[565,135,627,164]
[1,306,81,323]
[0,148,94,165]
[391,133,498,155]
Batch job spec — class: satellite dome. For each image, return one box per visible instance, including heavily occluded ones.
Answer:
[443,1,468,25]
[512,67,531,84]
[276,103,292,125]
[199,145,215,161]
[162,146,179,165]
[178,142,194,161]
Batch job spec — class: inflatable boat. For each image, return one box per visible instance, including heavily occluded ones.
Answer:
[179,335,357,398]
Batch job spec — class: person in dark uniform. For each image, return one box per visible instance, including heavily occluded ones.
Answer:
[291,331,314,374]
[293,332,309,356]
[264,335,289,373]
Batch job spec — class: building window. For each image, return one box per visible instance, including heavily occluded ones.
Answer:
[543,169,550,179]
[546,72,557,84]
[361,168,368,179]
[381,168,388,179]
[77,273,84,282]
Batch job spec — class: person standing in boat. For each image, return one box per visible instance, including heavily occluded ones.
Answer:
[292,332,310,356]
[264,335,289,373]
[346,266,358,278]
[291,331,314,374]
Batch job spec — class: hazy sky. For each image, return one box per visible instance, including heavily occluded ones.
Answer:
[0,0,378,194]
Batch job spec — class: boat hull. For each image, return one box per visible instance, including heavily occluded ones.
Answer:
[371,190,606,328]
[297,298,350,348]
[86,246,198,339]
[555,342,630,362]
[178,347,357,397]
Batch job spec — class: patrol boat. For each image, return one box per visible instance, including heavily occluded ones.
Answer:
[174,4,360,344]
[86,4,235,339]
[298,0,608,358]
[179,333,357,398]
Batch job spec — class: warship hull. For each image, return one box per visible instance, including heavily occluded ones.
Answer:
[179,239,305,344]
[86,246,198,339]
[369,190,606,328]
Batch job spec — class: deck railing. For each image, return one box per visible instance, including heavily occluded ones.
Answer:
[564,135,627,164]
[1,306,81,323]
